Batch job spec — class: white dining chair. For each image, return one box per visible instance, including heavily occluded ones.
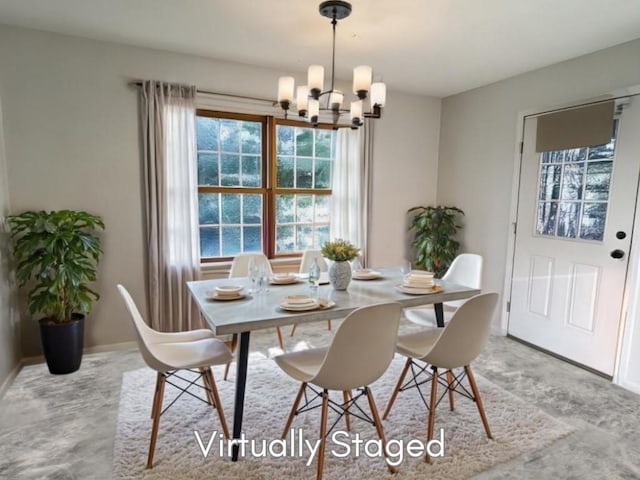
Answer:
[290,249,331,336]
[404,253,483,327]
[117,284,231,469]
[383,292,498,463]
[275,302,403,480]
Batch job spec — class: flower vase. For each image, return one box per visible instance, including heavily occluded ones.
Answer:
[329,261,352,290]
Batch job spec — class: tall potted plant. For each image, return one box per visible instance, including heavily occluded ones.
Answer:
[7,210,105,374]
[408,205,464,277]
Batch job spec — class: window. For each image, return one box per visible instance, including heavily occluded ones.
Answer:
[196,111,336,261]
[535,120,617,241]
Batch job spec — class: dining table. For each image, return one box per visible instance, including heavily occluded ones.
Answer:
[187,266,481,461]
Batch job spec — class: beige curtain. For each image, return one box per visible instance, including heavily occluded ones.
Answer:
[140,81,202,331]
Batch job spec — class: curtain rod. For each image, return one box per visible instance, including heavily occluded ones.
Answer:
[129,80,275,104]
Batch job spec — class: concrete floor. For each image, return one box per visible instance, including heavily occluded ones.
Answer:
[1,318,640,479]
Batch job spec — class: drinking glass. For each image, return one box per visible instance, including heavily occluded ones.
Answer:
[258,263,270,294]
[248,258,259,293]
[400,259,412,281]
[352,256,363,272]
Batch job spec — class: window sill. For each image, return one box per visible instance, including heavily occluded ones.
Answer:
[200,257,302,280]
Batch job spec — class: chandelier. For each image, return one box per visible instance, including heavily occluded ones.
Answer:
[276,0,386,129]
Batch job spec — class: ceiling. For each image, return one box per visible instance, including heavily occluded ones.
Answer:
[1,0,640,97]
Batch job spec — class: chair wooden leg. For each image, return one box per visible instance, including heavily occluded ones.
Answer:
[365,387,397,474]
[147,373,166,469]
[290,323,298,336]
[316,389,329,480]
[282,382,307,439]
[276,327,284,350]
[205,368,230,439]
[326,319,332,331]
[200,368,215,405]
[465,365,493,439]
[150,371,162,419]
[446,370,456,411]
[342,391,351,431]
[223,333,238,381]
[383,357,412,420]
[425,367,438,464]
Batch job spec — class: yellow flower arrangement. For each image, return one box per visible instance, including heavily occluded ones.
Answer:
[321,239,360,262]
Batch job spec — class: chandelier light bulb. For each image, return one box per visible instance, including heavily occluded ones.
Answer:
[308,65,325,97]
[277,76,295,103]
[296,85,310,115]
[353,66,372,99]
[370,82,386,107]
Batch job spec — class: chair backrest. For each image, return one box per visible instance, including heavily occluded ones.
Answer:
[423,292,498,369]
[443,253,483,308]
[311,302,403,391]
[117,284,166,372]
[299,249,329,274]
[229,252,273,278]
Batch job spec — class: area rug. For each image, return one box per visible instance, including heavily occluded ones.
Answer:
[113,354,572,479]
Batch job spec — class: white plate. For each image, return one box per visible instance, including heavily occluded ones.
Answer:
[283,295,317,305]
[395,284,443,295]
[352,270,382,280]
[270,276,299,285]
[206,291,248,301]
[279,299,335,312]
[215,285,244,294]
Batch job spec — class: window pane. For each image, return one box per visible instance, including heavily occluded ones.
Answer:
[315,195,330,223]
[276,225,295,252]
[296,158,313,188]
[315,130,332,158]
[316,225,330,246]
[221,194,241,224]
[221,226,241,256]
[243,226,261,251]
[277,125,294,155]
[580,203,607,241]
[277,156,295,188]
[241,122,261,154]
[584,161,612,201]
[297,225,314,250]
[242,194,262,224]
[560,163,584,200]
[296,195,313,223]
[198,153,219,186]
[541,150,564,163]
[564,148,586,162]
[196,116,219,150]
[315,159,332,189]
[536,202,557,236]
[198,193,219,224]
[296,128,313,156]
[220,153,240,186]
[276,194,295,223]
[241,155,261,187]
[538,164,562,200]
[200,226,220,257]
[557,202,580,238]
[220,119,240,152]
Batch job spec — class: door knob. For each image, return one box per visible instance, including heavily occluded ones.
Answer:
[611,249,625,259]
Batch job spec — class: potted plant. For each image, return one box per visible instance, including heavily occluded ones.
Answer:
[321,238,360,290]
[7,210,105,374]
[408,205,464,277]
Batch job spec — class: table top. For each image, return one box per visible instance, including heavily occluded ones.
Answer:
[187,267,480,335]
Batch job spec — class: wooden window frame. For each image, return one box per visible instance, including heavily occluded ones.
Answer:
[197,110,335,263]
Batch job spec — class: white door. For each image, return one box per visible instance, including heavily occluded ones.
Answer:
[509,98,640,375]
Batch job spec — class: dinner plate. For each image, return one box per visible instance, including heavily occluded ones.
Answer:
[206,290,247,301]
[352,270,382,280]
[270,276,299,285]
[279,298,335,312]
[395,284,444,295]
[215,285,244,294]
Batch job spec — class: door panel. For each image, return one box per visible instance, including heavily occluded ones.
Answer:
[509,98,640,375]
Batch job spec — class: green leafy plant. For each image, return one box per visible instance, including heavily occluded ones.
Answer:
[321,238,360,262]
[408,205,464,277]
[7,210,105,324]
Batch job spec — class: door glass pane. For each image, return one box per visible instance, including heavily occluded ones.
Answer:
[580,203,607,241]
[536,202,558,236]
[557,202,580,238]
[539,165,562,200]
[560,163,584,200]
[584,161,612,201]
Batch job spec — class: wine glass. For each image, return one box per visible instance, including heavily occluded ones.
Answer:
[248,257,259,294]
[352,256,363,272]
[258,263,270,294]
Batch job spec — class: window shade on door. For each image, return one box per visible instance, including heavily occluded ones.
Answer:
[535,101,615,152]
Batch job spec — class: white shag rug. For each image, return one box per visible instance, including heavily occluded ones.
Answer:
[113,355,572,480]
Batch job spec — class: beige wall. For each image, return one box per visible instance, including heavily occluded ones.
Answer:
[438,38,640,314]
[0,96,21,392]
[0,25,440,355]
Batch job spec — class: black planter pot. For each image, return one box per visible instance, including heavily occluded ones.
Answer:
[39,313,85,374]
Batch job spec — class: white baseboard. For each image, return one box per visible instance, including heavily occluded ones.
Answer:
[0,360,23,401]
